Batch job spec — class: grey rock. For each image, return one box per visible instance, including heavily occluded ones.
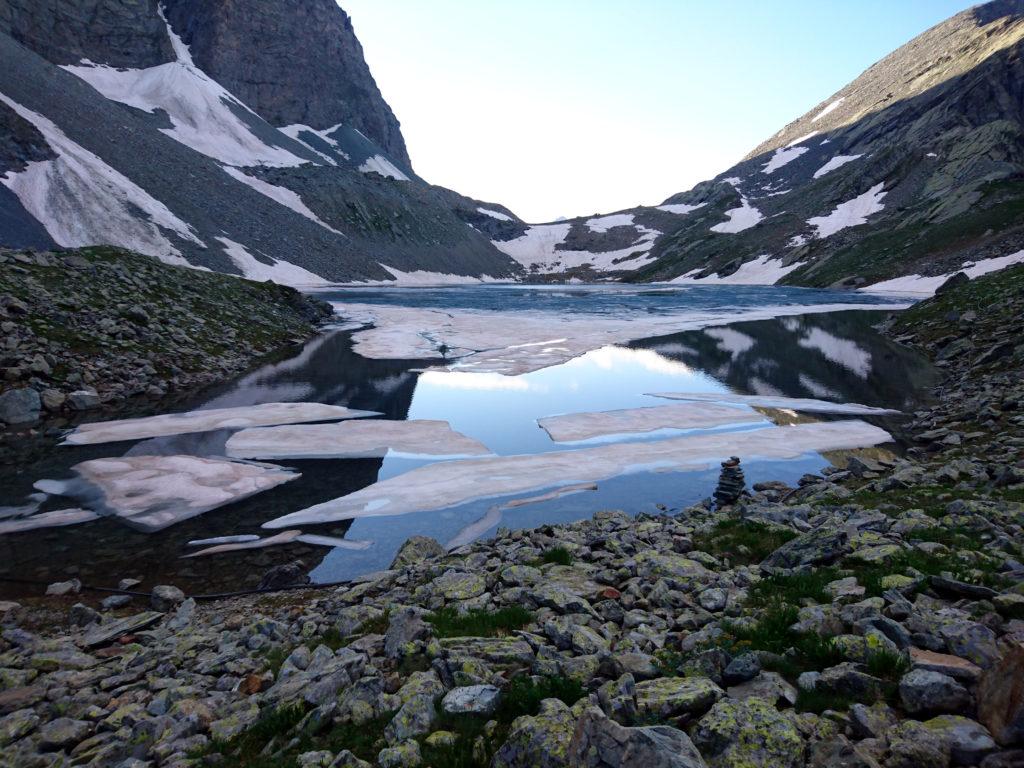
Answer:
[692,697,803,768]
[37,716,91,750]
[66,389,100,410]
[389,536,445,569]
[899,668,972,716]
[383,607,430,659]
[722,653,761,685]
[150,584,185,611]
[441,685,501,716]
[45,578,81,596]
[0,387,39,424]
[925,715,997,766]
[492,698,577,768]
[569,705,707,767]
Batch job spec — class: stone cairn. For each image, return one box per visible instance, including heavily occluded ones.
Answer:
[714,456,746,508]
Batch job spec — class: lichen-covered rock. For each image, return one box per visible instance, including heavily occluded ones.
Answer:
[570,705,707,767]
[884,720,951,768]
[384,607,430,659]
[898,669,971,716]
[390,536,445,569]
[634,677,723,720]
[441,685,501,716]
[923,715,996,765]
[692,697,804,768]
[760,526,848,571]
[492,698,577,768]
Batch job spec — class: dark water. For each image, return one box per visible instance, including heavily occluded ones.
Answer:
[0,289,935,599]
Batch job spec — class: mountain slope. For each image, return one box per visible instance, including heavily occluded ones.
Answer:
[494,0,1024,289]
[0,0,520,284]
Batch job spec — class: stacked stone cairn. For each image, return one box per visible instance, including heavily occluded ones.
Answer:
[713,456,746,508]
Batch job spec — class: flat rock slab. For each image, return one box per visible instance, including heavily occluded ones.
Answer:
[63,402,380,445]
[39,455,298,532]
[538,402,762,443]
[82,611,163,648]
[225,418,491,460]
[264,420,893,528]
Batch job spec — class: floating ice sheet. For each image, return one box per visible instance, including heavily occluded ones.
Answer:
[264,420,892,528]
[538,403,763,444]
[648,392,900,415]
[183,529,371,557]
[331,301,912,377]
[225,419,491,460]
[0,509,99,535]
[41,455,299,532]
[63,402,380,445]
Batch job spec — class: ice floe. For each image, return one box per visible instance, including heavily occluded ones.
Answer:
[647,391,899,415]
[808,182,886,238]
[187,535,261,547]
[446,483,598,549]
[330,300,911,376]
[0,509,100,535]
[64,402,379,445]
[222,167,342,234]
[477,207,513,222]
[0,93,204,265]
[40,455,299,532]
[813,154,863,179]
[710,199,764,233]
[358,155,410,180]
[861,249,1024,295]
[225,419,491,460]
[216,237,331,287]
[538,403,762,444]
[671,255,802,286]
[263,420,893,528]
[184,530,371,558]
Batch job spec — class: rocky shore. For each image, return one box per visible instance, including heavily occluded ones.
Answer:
[1,266,1024,768]
[0,246,333,458]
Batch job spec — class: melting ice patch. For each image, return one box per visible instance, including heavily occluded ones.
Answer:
[710,199,764,233]
[358,155,410,181]
[0,93,203,265]
[537,403,762,444]
[0,509,100,535]
[222,167,342,234]
[63,402,379,445]
[813,154,863,179]
[648,391,899,415]
[808,183,886,238]
[225,419,492,460]
[217,237,330,287]
[40,455,298,532]
[263,420,893,527]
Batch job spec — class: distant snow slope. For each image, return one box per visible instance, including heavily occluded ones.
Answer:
[493,221,661,272]
[710,198,764,234]
[671,255,802,285]
[808,183,887,238]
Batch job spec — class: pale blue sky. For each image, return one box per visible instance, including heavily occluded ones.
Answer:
[343,0,977,222]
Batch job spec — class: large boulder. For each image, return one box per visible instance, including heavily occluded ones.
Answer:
[569,706,707,767]
[492,698,577,768]
[390,536,445,569]
[0,387,40,425]
[692,698,804,768]
[760,526,848,571]
[634,677,723,720]
[978,644,1024,746]
[899,669,972,717]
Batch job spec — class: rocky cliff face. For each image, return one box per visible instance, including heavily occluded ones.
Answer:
[494,0,1024,290]
[162,0,412,171]
[0,0,518,283]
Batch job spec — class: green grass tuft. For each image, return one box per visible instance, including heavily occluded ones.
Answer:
[692,519,798,565]
[534,546,574,566]
[425,606,534,638]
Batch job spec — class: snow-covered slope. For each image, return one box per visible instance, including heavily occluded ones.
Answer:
[0,1,520,285]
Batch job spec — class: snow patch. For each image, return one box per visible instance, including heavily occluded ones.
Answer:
[279,122,349,164]
[786,131,819,147]
[0,93,203,265]
[807,182,886,238]
[377,264,498,285]
[813,154,863,179]
[477,207,513,222]
[672,255,802,286]
[63,402,379,445]
[492,222,661,272]
[710,198,764,233]
[586,213,634,232]
[656,202,706,215]
[861,249,1024,295]
[263,421,892,527]
[358,154,410,180]
[217,237,329,287]
[223,167,343,234]
[225,419,492,460]
[811,97,845,123]
[762,146,809,174]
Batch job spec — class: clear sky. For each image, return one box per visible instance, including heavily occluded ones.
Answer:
[342,0,978,223]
